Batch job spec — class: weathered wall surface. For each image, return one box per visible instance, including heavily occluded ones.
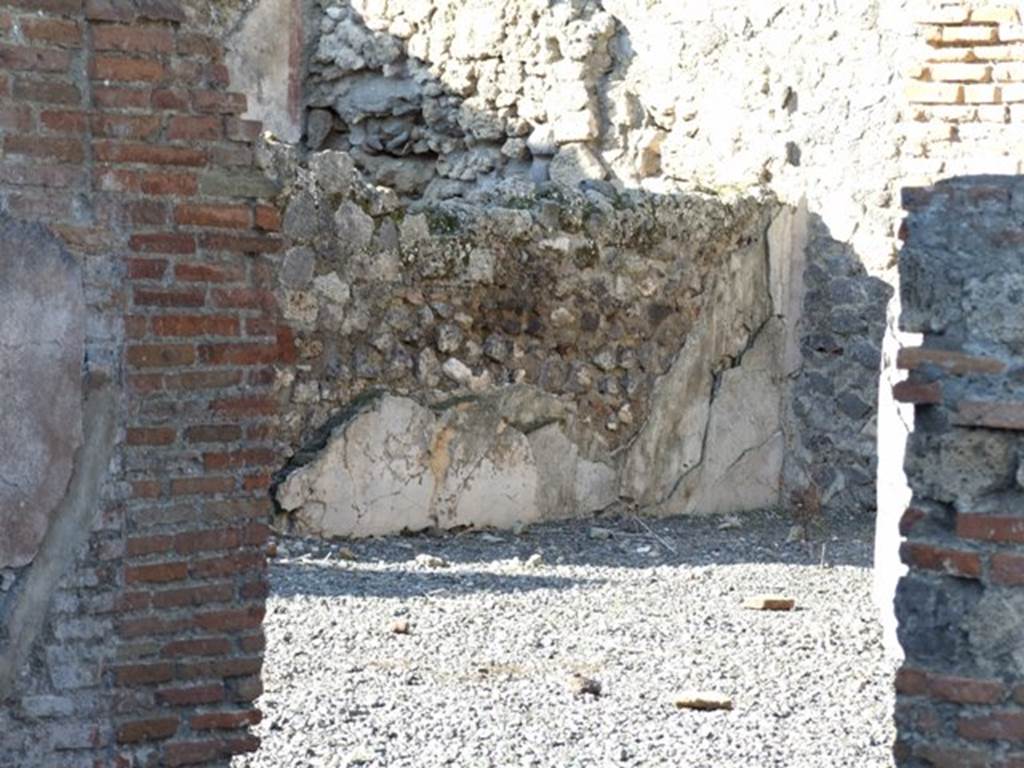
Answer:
[266,144,808,536]
[893,175,1024,767]
[282,0,919,517]
[0,2,284,765]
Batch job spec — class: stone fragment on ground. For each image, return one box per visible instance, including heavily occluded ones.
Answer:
[568,673,602,697]
[672,691,734,711]
[743,595,797,611]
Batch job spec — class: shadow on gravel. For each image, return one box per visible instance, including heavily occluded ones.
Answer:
[271,564,602,599]
[271,510,875,598]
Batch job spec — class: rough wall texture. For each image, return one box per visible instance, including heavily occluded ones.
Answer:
[889,6,1024,765]
[266,143,807,536]
[287,0,920,516]
[0,2,283,765]
[894,176,1024,767]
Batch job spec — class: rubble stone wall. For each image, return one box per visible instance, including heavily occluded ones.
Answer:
[265,144,808,536]
[282,0,920,516]
[0,2,285,765]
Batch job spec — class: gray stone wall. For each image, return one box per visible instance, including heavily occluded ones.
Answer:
[893,175,1024,766]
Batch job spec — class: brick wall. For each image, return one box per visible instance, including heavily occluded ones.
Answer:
[894,6,1024,764]
[895,175,1024,766]
[0,1,285,764]
[904,3,1024,182]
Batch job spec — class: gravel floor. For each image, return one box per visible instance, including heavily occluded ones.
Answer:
[234,511,897,768]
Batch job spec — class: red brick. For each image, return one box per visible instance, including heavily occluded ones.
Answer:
[170,476,235,497]
[4,134,83,162]
[151,87,188,110]
[125,534,174,557]
[90,54,164,82]
[203,499,273,522]
[174,203,251,229]
[140,171,198,196]
[12,75,80,104]
[201,232,281,253]
[178,657,263,682]
[95,141,206,167]
[254,205,282,231]
[224,734,260,756]
[113,662,173,686]
[167,115,222,141]
[913,744,997,768]
[164,369,242,391]
[239,577,269,600]
[126,344,196,368]
[126,258,167,279]
[124,561,188,584]
[133,289,206,311]
[131,479,161,498]
[174,263,245,284]
[199,343,281,367]
[895,667,929,695]
[152,582,235,609]
[191,710,261,731]
[901,542,982,579]
[174,528,241,554]
[177,32,221,59]
[928,674,1005,704]
[957,514,1024,543]
[893,380,942,405]
[210,395,277,416]
[157,684,225,707]
[0,44,71,72]
[194,606,265,633]
[117,716,179,743]
[125,315,148,338]
[126,426,176,446]
[202,449,276,472]
[184,424,242,443]
[161,637,232,658]
[897,347,1007,375]
[21,17,81,47]
[959,712,1024,741]
[192,90,246,114]
[152,315,239,337]
[92,113,162,140]
[992,552,1024,585]
[129,233,197,255]
[93,23,174,53]
[38,109,86,133]
[190,550,265,579]
[225,118,261,142]
[164,740,221,767]
[210,288,273,311]
[92,84,148,109]
[954,401,1024,431]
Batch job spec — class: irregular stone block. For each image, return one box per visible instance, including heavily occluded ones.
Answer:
[0,216,84,569]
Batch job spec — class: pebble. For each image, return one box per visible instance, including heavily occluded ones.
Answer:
[672,690,735,711]
[743,595,797,611]
[567,673,602,697]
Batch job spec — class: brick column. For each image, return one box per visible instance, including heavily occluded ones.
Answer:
[894,176,1024,765]
[1,1,288,764]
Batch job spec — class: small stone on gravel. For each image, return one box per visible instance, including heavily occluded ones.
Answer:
[672,690,735,711]
[568,673,602,697]
[390,619,411,635]
[743,595,797,611]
